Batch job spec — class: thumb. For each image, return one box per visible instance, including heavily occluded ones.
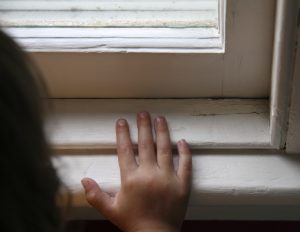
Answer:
[81,177,114,216]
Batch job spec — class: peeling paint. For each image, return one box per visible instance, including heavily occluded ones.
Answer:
[191,111,266,117]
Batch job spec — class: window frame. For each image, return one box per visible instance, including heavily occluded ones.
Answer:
[45,0,299,152]
[1,0,275,99]
[47,0,300,221]
[3,0,299,152]
[270,0,299,150]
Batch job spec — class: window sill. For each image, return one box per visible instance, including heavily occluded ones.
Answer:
[47,99,270,151]
[48,99,300,220]
[54,151,300,220]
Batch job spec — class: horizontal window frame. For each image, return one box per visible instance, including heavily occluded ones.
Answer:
[3,27,223,53]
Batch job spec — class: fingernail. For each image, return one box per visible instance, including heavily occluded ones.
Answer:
[178,139,187,146]
[117,119,127,127]
[81,178,92,191]
[156,116,165,124]
[155,116,165,128]
[138,111,148,119]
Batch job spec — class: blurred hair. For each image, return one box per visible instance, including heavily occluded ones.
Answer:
[0,30,62,232]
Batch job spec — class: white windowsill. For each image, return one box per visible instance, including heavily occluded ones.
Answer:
[47,99,270,151]
[47,98,300,220]
[48,99,300,220]
[54,151,300,220]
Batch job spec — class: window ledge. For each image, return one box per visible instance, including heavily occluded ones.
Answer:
[49,99,300,220]
[46,99,270,151]
[53,151,300,220]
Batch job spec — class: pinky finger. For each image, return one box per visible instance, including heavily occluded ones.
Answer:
[177,139,192,192]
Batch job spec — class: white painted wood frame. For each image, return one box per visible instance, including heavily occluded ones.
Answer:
[1,0,221,53]
[0,0,299,222]
[270,0,300,150]
[48,1,300,221]
[44,0,299,151]
[2,0,297,220]
[286,1,300,154]
[47,99,270,151]
[3,0,274,99]
[53,151,300,220]
[1,0,296,150]
[43,0,300,220]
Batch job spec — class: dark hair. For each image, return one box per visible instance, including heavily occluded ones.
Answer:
[0,30,61,231]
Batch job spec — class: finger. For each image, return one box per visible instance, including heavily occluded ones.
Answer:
[81,178,114,217]
[154,116,173,171]
[137,111,156,166]
[177,140,192,192]
[116,119,137,178]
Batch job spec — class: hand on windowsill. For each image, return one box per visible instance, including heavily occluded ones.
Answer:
[82,112,192,232]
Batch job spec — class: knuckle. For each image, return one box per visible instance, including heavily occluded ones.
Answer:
[139,140,151,150]
[143,177,160,191]
[144,172,170,191]
[159,147,171,156]
[123,175,137,188]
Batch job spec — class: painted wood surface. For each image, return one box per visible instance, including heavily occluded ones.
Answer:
[270,0,299,149]
[26,1,274,97]
[53,150,300,220]
[286,8,300,154]
[0,0,218,28]
[0,0,217,11]
[3,1,273,98]
[46,99,270,151]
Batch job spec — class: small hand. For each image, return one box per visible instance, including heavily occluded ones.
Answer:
[82,112,192,232]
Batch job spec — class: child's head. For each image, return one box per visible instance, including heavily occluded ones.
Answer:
[0,30,61,231]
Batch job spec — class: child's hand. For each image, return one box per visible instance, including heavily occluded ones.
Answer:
[82,112,192,232]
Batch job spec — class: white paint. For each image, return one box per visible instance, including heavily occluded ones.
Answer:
[46,99,270,150]
[0,0,218,28]
[29,0,300,220]
[0,0,218,12]
[25,0,274,98]
[4,27,219,39]
[15,38,222,52]
[270,0,299,149]
[286,5,300,154]
[4,27,222,53]
[0,11,218,28]
[53,151,300,220]
[0,0,219,52]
